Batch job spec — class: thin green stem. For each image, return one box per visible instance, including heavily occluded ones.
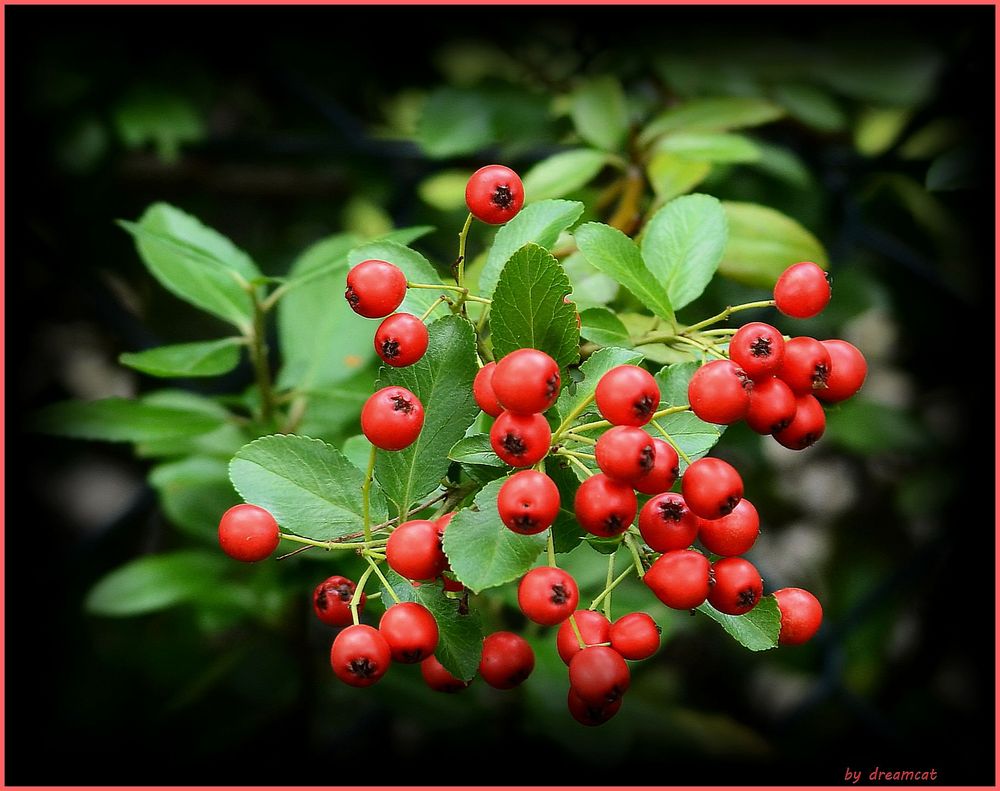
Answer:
[701,327,740,336]
[590,566,635,611]
[456,212,474,290]
[362,445,376,543]
[682,299,776,334]
[365,556,401,604]
[420,296,449,322]
[673,334,726,359]
[248,290,277,424]
[557,451,595,478]
[567,418,612,435]
[561,449,595,461]
[650,418,692,466]
[407,282,491,304]
[280,394,309,434]
[603,552,616,619]
[651,404,690,418]
[624,533,646,578]
[568,613,587,650]
[278,532,386,551]
[547,530,557,567]
[562,432,598,446]
[552,392,596,440]
[350,564,377,624]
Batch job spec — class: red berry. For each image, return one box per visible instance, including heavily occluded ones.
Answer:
[472,362,503,417]
[218,503,280,562]
[374,313,429,367]
[420,654,470,692]
[345,259,407,318]
[644,549,711,610]
[361,386,424,450]
[489,411,551,467]
[688,360,753,425]
[568,646,631,707]
[773,393,826,450]
[774,587,824,645]
[386,519,447,581]
[729,322,786,378]
[595,426,656,484]
[379,602,439,664]
[330,624,392,687]
[774,261,831,319]
[567,687,622,726]
[557,610,612,665]
[698,498,760,557]
[708,557,763,615]
[778,336,831,395]
[595,365,660,427]
[633,438,679,495]
[818,340,867,403]
[313,575,365,627]
[479,631,535,689]
[497,470,560,535]
[574,474,637,537]
[465,164,525,225]
[517,566,579,626]
[609,612,661,660]
[681,457,744,519]
[638,492,699,552]
[492,348,560,415]
[745,376,798,435]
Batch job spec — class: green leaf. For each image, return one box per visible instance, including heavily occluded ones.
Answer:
[563,251,620,307]
[770,83,847,133]
[926,148,977,192]
[554,347,643,424]
[579,307,631,347]
[521,149,609,201]
[854,106,913,157]
[570,76,629,152]
[697,595,780,652]
[32,396,226,443]
[375,226,436,247]
[822,399,925,455]
[654,132,761,163]
[719,201,828,288]
[113,91,204,163]
[750,142,813,188]
[417,87,496,158]
[121,203,260,329]
[149,457,238,541]
[293,366,377,442]
[418,169,469,211]
[574,222,675,324]
[442,478,547,594]
[546,461,585,554]
[375,316,480,518]
[480,199,584,297]
[647,153,711,201]
[341,434,375,471]
[229,434,386,540]
[381,571,483,681]
[490,243,580,370]
[640,97,784,144]
[641,194,728,311]
[648,411,723,473]
[119,337,243,378]
[656,361,700,407]
[448,434,504,467]
[86,550,231,617]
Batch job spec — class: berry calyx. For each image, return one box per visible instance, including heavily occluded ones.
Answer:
[773,393,826,450]
[708,557,763,616]
[638,492,700,553]
[688,360,753,425]
[497,469,560,535]
[465,165,525,225]
[218,503,280,563]
[378,602,440,664]
[373,313,429,367]
[633,438,679,495]
[774,587,824,645]
[361,386,424,450]
[489,411,551,467]
[817,340,867,403]
[421,655,470,693]
[330,624,392,688]
[644,549,711,610]
[491,348,560,415]
[557,610,611,665]
[681,457,744,519]
[313,575,365,626]
[574,474,638,538]
[595,365,660,427]
[386,519,448,582]
[479,631,535,689]
[778,337,832,395]
[595,425,656,484]
[774,261,831,319]
[568,646,631,707]
[609,612,661,660]
[729,322,786,378]
[745,376,798,435]
[518,566,580,626]
[697,498,760,557]
[345,259,408,318]
[472,362,503,417]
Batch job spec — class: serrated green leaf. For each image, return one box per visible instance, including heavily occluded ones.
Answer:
[442,478,547,593]
[656,361,700,407]
[555,346,644,424]
[149,456,238,542]
[579,307,631,347]
[574,222,675,324]
[521,149,609,201]
[229,434,385,540]
[641,194,728,311]
[376,316,479,519]
[32,396,226,443]
[719,201,827,288]
[120,337,243,378]
[490,243,580,370]
[640,97,784,144]
[697,595,780,651]
[570,76,629,152]
[647,152,711,201]
[480,199,584,297]
[417,87,496,158]
[448,434,504,467]
[654,132,761,164]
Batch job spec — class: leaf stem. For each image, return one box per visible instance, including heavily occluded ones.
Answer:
[350,563,377,624]
[278,532,387,551]
[456,212,474,291]
[420,296,449,322]
[603,552,616,619]
[562,432,598,446]
[568,613,587,650]
[407,282,491,304]
[362,445,376,543]
[590,565,634,611]
[682,299,776,334]
[624,533,646,578]
[365,556,402,604]
[650,418,692,466]
[556,451,595,478]
[552,392,596,440]
[547,530,557,567]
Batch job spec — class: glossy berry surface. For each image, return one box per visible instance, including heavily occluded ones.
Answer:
[379,602,440,664]
[638,493,700,553]
[491,348,560,415]
[681,457,744,519]
[421,655,470,693]
[729,322,786,378]
[774,587,824,645]
[708,557,764,615]
[218,503,280,562]
[595,425,656,484]
[568,687,623,726]
[569,646,631,707]
[330,624,392,688]
[489,411,551,467]
[386,519,447,581]
[373,313,429,367]
[698,498,760,557]
[774,261,831,319]
[633,438,679,495]
[688,360,753,425]
[465,164,525,225]
[479,631,535,689]
[557,610,612,665]
[644,549,711,610]
[345,259,407,318]
[595,365,660,427]
[774,393,826,450]
[574,474,638,537]
[818,340,867,403]
[472,362,503,417]
[517,566,579,626]
[610,612,661,660]
[745,376,798,435]
[313,575,365,627]
[361,386,424,450]
[778,337,831,394]
[497,470,560,535]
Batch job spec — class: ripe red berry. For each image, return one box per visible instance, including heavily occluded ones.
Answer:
[609,612,661,660]
[479,631,535,689]
[595,426,656,484]
[817,340,867,403]
[745,376,798,435]
[472,362,503,417]
[567,687,623,726]
[568,646,631,707]
[778,336,832,394]
[774,587,824,645]
[774,261,831,319]
[465,164,525,225]
[774,393,826,450]
[374,313,429,367]
[361,386,424,450]
[420,655,470,693]
[697,498,760,557]
[379,602,440,664]
[492,348,560,415]
[497,470,560,535]
[574,474,637,537]
[638,492,700,552]
[313,575,365,627]
[688,360,753,425]
[557,610,612,665]
[218,503,280,562]
[518,566,579,626]
[729,322,786,378]
[386,519,448,581]
[489,411,551,467]
[330,624,392,688]
[345,259,408,318]
[595,365,660,427]
[644,549,711,609]
[708,557,764,616]
[681,457,744,519]
[633,438,679,495]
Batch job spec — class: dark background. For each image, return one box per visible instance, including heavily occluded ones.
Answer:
[5,4,996,786]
